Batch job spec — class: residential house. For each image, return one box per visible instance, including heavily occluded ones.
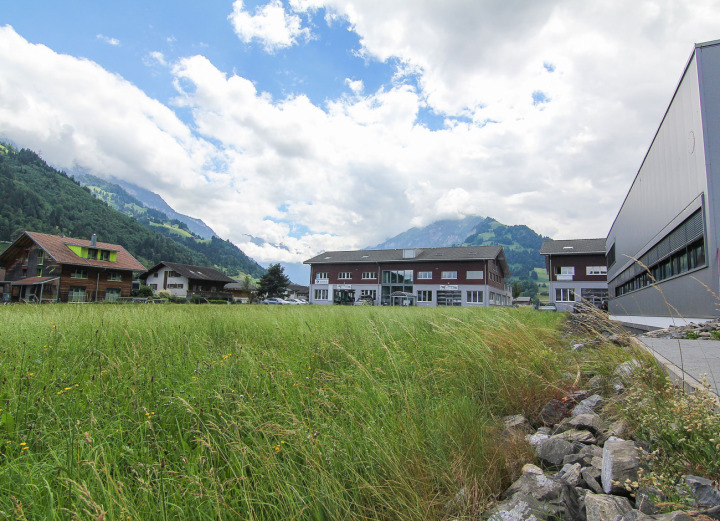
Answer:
[607,39,720,322]
[140,261,235,300]
[287,284,309,300]
[304,246,513,307]
[540,239,608,312]
[224,280,258,303]
[0,231,146,302]
[513,296,533,307]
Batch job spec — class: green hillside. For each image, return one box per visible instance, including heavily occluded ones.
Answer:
[0,144,265,278]
[461,217,548,281]
[74,173,265,278]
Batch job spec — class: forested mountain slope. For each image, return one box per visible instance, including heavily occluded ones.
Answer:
[0,144,265,278]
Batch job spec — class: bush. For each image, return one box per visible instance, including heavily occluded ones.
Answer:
[133,284,153,298]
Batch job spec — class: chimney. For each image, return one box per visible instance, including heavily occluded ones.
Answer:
[90,234,97,246]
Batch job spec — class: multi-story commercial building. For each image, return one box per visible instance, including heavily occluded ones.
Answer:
[304,246,513,307]
[607,39,720,321]
[540,239,608,312]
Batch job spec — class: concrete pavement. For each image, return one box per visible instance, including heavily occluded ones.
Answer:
[637,337,720,399]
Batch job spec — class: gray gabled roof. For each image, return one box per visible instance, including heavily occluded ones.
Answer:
[304,245,511,277]
[140,261,236,283]
[540,238,606,256]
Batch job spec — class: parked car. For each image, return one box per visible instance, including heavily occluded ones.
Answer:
[354,296,374,306]
[262,297,290,305]
[286,298,309,305]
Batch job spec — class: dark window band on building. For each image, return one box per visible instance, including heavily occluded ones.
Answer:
[607,243,616,268]
[614,208,706,297]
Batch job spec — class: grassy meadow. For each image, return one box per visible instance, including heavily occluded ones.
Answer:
[1,304,585,519]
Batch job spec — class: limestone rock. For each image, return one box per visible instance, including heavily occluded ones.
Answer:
[584,492,633,521]
[554,463,583,487]
[601,438,641,496]
[501,473,582,521]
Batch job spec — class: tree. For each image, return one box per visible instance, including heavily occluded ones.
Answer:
[257,264,290,298]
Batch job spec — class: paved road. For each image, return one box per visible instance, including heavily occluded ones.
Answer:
[637,337,720,397]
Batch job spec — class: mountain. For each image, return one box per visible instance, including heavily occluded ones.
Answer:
[111,177,216,240]
[460,217,549,280]
[0,143,265,278]
[372,215,486,249]
[71,172,265,279]
[371,215,549,280]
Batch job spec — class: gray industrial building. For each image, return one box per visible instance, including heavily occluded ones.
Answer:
[607,39,720,322]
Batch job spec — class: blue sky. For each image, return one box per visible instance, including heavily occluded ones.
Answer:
[1,0,719,279]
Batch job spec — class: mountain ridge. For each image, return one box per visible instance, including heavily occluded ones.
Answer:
[0,143,265,279]
[370,215,549,280]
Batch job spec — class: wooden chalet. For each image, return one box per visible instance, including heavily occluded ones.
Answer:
[0,231,146,303]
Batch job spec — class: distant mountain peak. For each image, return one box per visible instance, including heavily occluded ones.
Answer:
[372,215,486,249]
[369,215,550,280]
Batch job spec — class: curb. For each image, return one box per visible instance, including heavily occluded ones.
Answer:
[631,337,720,411]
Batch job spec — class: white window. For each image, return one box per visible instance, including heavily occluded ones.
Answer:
[150,284,158,290]
[466,271,484,279]
[555,288,575,302]
[441,271,457,279]
[338,272,352,280]
[417,271,432,280]
[314,289,329,300]
[554,266,575,275]
[489,292,496,303]
[315,272,328,280]
[361,272,376,280]
[586,266,607,276]
[466,290,483,303]
[417,290,432,302]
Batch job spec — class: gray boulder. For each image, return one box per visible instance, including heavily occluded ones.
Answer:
[581,468,604,494]
[572,395,605,417]
[682,475,720,507]
[554,463,583,487]
[535,437,576,468]
[584,492,633,521]
[539,399,572,427]
[601,438,641,495]
[485,493,554,521]
[501,473,582,521]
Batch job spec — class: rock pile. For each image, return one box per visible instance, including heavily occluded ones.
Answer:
[643,319,720,340]
[482,367,720,521]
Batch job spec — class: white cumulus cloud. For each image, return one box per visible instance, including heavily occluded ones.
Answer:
[228,0,311,52]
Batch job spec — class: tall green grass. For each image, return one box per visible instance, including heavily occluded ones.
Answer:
[0,305,569,520]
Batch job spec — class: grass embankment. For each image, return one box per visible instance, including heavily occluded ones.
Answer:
[0,306,588,519]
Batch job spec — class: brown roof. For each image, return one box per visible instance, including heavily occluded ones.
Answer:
[0,232,146,271]
[304,245,511,277]
[11,276,60,286]
[140,261,235,283]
